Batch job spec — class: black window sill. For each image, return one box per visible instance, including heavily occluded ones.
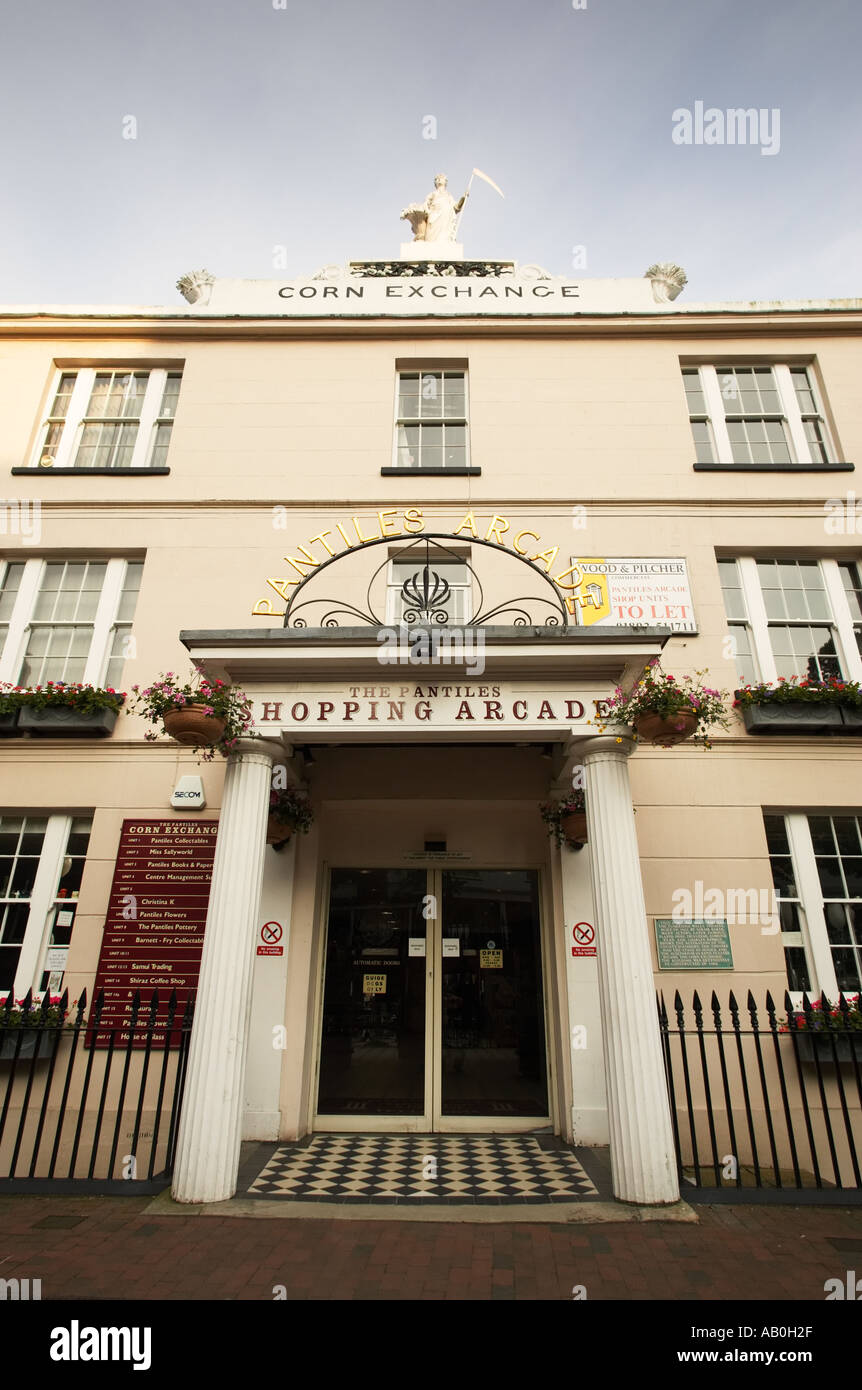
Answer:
[693,462,853,472]
[11,466,171,476]
[381,467,481,477]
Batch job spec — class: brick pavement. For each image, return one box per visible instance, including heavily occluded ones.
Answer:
[1,1195,862,1300]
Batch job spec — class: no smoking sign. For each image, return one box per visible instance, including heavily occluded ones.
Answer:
[571,922,597,958]
[257,921,284,957]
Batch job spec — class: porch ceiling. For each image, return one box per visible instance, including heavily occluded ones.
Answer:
[179,624,671,686]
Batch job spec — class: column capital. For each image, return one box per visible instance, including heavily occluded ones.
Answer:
[583,732,636,762]
[226,737,285,765]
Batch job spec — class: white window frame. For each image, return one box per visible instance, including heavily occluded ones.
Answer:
[688,363,835,466]
[726,556,862,685]
[12,816,75,998]
[391,368,470,470]
[0,557,138,687]
[0,814,87,1000]
[777,812,862,1004]
[31,367,179,471]
[384,557,473,624]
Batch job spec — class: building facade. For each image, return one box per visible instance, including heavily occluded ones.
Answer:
[1,239,860,1206]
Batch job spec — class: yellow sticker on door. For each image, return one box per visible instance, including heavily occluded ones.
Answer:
[479,950,503,969]
[363,974,387,994]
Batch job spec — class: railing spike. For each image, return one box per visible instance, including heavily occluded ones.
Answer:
[765,991,777,1027]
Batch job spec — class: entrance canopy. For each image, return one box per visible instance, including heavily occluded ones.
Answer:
[180,624,670,746]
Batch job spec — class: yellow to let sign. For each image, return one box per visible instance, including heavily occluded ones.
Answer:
[479,950,503,970]
[363,974,387,994]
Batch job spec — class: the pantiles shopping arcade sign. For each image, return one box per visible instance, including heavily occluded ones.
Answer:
[252,508,695,633]
[254,680,605,736]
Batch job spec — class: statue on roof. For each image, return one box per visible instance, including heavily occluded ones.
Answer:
[401,174,468,243]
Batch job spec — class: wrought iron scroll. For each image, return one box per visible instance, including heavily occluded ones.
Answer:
[281,534,570,628]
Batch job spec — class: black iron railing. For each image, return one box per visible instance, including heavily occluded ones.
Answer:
[0,988,194,1191]
[658,990,862,1193]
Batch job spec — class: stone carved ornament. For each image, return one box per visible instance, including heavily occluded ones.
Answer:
[644,263,688,303]
[349,261,513,278]
[176,270,215,305]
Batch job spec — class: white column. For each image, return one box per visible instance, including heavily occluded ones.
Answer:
[172,742,275,1204]
[243,834,297,1140]
[557,838,609,1145]
[584,735,679,1205]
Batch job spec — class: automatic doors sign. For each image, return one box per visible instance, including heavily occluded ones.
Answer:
[572,559,695,633]
[363,973,387,995]
[571,922,597,957]
[257,921,284,957]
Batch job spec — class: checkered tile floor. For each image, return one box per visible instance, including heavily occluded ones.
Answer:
[247,1135,600,1204]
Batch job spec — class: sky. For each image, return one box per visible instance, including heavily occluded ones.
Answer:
[0,0,860,306]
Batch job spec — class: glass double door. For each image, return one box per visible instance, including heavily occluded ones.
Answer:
[316,867,549,1129]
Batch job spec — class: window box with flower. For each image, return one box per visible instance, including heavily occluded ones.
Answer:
[734,677,862,735]
[539,790,587,849]
[267,788,314,847]
[781,992,862,1062]
[594,661,731,748]
[0,992,68,1060]
[0,684,21,736]
[14,683,126,738]
[128,673,255,761]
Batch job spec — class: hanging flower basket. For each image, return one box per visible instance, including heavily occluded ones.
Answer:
[266,814,293,845]
[267,788,314,847]
[559,811,588,844]
[634,710,698,747]
[162,707,227,747]
[540,792,587,849]
[593,660,730,750]
[128,673,255,761]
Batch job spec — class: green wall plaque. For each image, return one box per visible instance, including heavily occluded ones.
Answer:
[655,918,734,971]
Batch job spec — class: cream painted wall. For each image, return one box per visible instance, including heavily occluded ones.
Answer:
[0,325,858,501]
[0,306,860,1142]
